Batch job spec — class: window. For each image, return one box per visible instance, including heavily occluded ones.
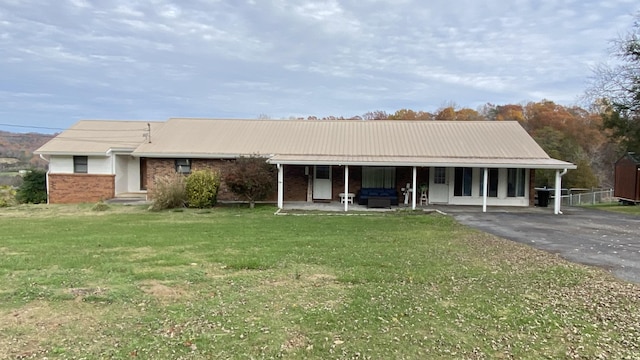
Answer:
[434,167,446,184]
[362,167,396,188]
[315,165,330,179]
[479,169,499,197]
[454,167,473,196]
[507,168,526,197]
[175,159,191,174]
[73,156,88,173]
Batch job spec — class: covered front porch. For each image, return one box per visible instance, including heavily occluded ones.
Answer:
[269,159,575,215]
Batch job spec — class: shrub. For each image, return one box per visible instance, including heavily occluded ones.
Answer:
[185,169,221,208]
[91,200,110,212]
[224,155,276,209]
[16,169,47,204]
[0,185,17,207]
[150,172,186,211]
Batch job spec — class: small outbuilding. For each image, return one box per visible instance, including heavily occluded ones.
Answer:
[614,152,640,204]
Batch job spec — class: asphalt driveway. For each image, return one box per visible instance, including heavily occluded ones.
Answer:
[448,206,640,284]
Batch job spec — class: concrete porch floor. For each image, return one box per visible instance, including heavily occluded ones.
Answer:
[280,201,559,214]
[281,201,432,213]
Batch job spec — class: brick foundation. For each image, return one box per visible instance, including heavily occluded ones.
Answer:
[48,174,115,204]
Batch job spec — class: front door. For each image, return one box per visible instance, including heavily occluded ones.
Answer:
[313,165,332,200]
[429,167,449,203]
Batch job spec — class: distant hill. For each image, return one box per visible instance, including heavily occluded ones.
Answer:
[0,131,54,171]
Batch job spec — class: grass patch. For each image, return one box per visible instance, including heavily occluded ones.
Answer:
[588,202,640,215]
[0,205,639,359]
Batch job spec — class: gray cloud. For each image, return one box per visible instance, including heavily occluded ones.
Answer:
[0,0,637,131]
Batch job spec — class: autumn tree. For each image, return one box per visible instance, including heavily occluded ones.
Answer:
[432,106,485,121]
[495,105,524,123]
[434,106,456,120]
[587,13,640,153]
[532,127,599,188]
[362,110,389,120]
[387,109,432,120]
[224,155,276,209]
[454,108,484,121]
[507,100,613,187]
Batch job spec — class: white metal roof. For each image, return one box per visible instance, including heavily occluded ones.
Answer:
[35,118,576,169]
[131,118,576,169]
[35,120,164,156]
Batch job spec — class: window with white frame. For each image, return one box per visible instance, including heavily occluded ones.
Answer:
[73,156,88,173]
[507,168,526,197]
[454,167,473,196]
[175,159,191,174]
[479,168,499,197]
[362,167,396,188]
[434,167,446,184]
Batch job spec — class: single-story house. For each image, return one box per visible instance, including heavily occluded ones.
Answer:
[35,118,576,214]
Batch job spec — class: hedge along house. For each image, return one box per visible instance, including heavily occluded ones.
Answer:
[36,118,576,214]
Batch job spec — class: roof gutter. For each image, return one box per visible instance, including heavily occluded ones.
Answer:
[267,159,577,170]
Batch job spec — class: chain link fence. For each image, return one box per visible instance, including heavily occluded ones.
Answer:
[558,189,616,206]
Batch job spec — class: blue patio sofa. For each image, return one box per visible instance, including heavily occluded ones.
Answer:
[357,188,399,206]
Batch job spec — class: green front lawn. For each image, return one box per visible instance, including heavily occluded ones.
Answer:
[589,202,640,215]
[0,204,638,359]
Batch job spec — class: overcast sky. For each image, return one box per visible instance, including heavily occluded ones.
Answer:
[0,0,637,133]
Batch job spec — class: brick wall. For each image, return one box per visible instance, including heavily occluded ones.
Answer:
[330,166,362,201]
[145,159,309,202]
[283,165,308,201]
[48,174,115,204]
[396,167,429,192]
[144,160,440,204]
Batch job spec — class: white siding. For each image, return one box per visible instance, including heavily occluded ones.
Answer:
[115,156,128,194]
[90,157,112,174]
[49,156,75,173]
[48,155,113,174]
[114,155,142,194]
[447,168,530,207]
[127,158,141,192]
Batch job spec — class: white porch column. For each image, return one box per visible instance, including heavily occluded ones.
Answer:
[277,164,284,209]
[412,166,417,210]
[344,165,349,212]
[482,167,488,213]
[554,169,567,215]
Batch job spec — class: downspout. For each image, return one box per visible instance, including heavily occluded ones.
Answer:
[554,168,568,215]
[39,154,51,204]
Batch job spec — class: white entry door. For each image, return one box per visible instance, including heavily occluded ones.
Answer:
[313,165,332,200]
[429,167,449,203]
